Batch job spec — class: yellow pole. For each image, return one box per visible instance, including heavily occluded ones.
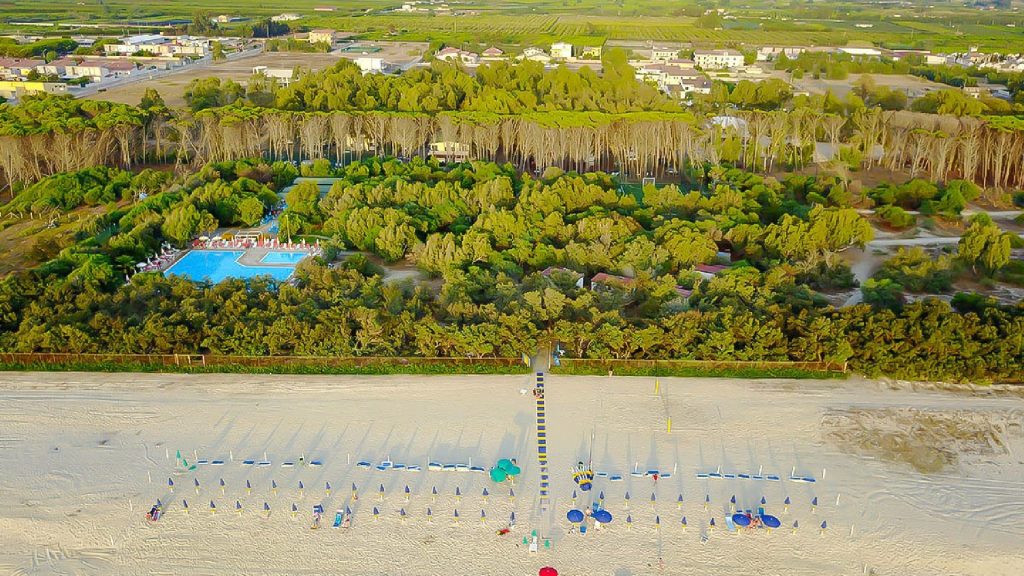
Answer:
[667,418,672,433]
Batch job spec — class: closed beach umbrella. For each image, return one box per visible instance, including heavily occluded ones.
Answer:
[264,502,270,511]
[567,509,585,523]
[730,495,736,504]
[761,496,767,505]
[680,516,687,527]
[625,491,630,501]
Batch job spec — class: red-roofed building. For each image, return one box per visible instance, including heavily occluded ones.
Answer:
[0,58,44,80]
[694,264,728,279]
[590,273,635,291]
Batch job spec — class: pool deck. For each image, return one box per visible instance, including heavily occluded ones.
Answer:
[237,247,296,267]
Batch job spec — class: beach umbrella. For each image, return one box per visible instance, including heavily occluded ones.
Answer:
[404,485,411,499]
[168,478,174,491]
[571,489,577,504]
[539,568,558,576]
[567,509,585,523]
[455,486,462,498]
[326,482,331,495]
[454,509,460,523]
[762,514,781,528]
[351,482,357,493]
[680,516,687,528]
[732,513,751,527]
[650,492,657,504]
[497,458,513,471]
[490,468,507,482]
[373,507,379,520]
[236,500,242,514]
[272,480,278,494]
[677,494,683,509]
[761,496,767,505]
[792,520,799,533]
[246,479,252,493]
[593,509,613,524]
[784,496,790,511]
[194,478,200,489]
[299,481,304,490]
[157,499,162,508]
[291,503,298,515]
[655,515,661,527]
[812,496,818,506]
[820,520,827,531]
[482,487,489,498]
[704,494,710,509]
[182,499,189,513]
[510,511,516,525]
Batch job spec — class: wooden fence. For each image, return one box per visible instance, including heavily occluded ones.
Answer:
[552,358,848,375]
[0,352,526,372]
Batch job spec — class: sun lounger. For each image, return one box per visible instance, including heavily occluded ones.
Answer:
[609,475,623,482]
[723,473,736,479]
[443,464,456,472]
[281,462,294,468]
[595,472,608,478]
[309,460,322,467]
[696,472,709,478]
[428,462,443,471]
[380,460,393,469]
[256,461,271,467]
[406,465,421,472]
[646,470,659,476]
[196,459,209,465]
[356,461,371,469]
[751,474,763,480]
[470,466,485,473]
[708,472,722,478]
[630,471,644,478]
[660,473,672,479]
[455,464,470,472]
[725,516,737,532]
[392,464,405,470]
[242,460,255,466]
[766,474,780,481]
[738,473,750,479]
[529,536,539,552]
[211,460,225,466]
[375,465,388,471]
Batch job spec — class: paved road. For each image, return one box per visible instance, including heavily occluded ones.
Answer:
[70,47,264,99]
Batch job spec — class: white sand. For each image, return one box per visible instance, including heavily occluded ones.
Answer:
[1,372,1022,576]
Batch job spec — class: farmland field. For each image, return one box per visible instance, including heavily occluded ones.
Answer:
[1,0,1023,52]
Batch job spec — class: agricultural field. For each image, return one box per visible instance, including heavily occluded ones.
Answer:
[1,0,1022,52]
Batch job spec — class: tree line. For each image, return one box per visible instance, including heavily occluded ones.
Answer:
[0,157,1019,383]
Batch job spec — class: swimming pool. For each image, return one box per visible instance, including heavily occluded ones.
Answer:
[164,251,297,283]
[260,251,310,264]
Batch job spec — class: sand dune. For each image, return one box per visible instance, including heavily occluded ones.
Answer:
[0,373,1022,575]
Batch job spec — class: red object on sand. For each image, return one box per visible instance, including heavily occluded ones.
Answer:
[539,568,558,576]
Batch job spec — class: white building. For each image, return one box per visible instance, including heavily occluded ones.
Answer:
[756,46,807,61]
[435,46,479,65]
[838,47,883,57]
[650,46,679,61]
[551,42,573,60]
[693,49,744,70]
[520,47,551,63]
[252,65,295,86]
[481,46,504,59]
[271,13,302,22]
[354,56,385,73]
[103,34,207,58]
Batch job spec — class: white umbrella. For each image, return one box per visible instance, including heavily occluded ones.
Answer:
[198,236,210,241]
[136,262,147,269]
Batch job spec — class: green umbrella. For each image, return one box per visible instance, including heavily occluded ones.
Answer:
[497,459,514,471]
[489,468,507,482]
[507,465,522,476]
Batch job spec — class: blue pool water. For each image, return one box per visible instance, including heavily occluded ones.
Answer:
[165,250,296,283]
[260,251,309,264]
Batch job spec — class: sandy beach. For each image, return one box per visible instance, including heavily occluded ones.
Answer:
[0,372,1022,576]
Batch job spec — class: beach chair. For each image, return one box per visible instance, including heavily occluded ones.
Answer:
[725,516,737,532]
[529,536,539,553]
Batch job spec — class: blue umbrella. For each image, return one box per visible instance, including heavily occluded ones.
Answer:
[567,509,585,523]
[820,520,828,530]
[732,513,752,527]
[680,516,687,527]
[761,496,767,505]
[784,496,790,505]
[593,509,613,523]
[730,495,736,504]
[264,502,270,511]
[762,514,781,528]
[710,518,716,527]
[812,496,818,506]
[599,490,605,501]
[625,491,631,501]
[168,478,174,488]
